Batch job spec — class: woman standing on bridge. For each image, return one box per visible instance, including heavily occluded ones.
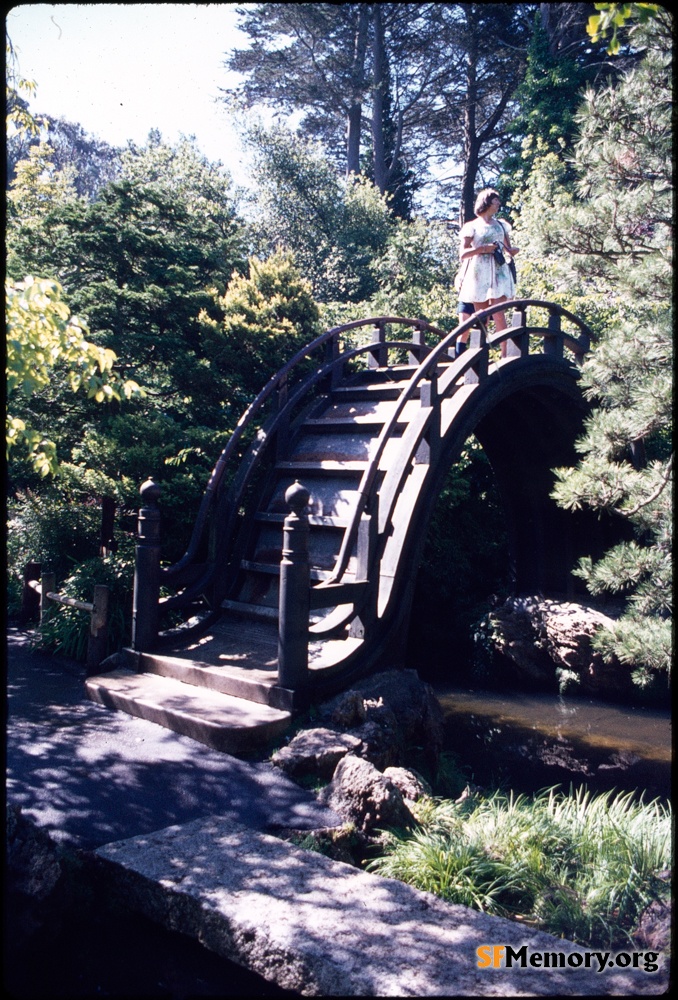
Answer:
[458,189,519,345]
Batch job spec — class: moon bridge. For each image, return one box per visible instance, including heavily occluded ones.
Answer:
[86,301,594,750]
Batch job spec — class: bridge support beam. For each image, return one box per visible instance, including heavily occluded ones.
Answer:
[277,482,311,695]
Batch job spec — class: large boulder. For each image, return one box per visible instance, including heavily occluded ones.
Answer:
[271,728,362,779]
[327,669,445,773]
[6,804,63,901]
[473,596,632,697]
[318,755,414,835]
[383,766,431,804]
[275,669,445,783]
[633,894,672,956]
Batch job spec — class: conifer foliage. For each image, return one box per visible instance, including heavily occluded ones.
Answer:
[537,20,673,686]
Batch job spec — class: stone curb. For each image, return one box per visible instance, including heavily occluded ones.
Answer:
[94,816,667,996]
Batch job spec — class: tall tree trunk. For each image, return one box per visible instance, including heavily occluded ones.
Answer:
[346,103,362,176]
[346,4,369,177]
[460,34,479,226]
[371,3,387,193]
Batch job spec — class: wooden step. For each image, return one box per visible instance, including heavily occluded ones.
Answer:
[85,668,292,752]
[288,429,389,464]
[301,417,388,431]
[221,598,279,621]
[275,460,368,474]
[316,398,421,422]
[331,383,404,402]
[240,559,337,582]
[254,511,350,529]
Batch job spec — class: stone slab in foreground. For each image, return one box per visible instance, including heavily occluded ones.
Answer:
[94,817,666,996]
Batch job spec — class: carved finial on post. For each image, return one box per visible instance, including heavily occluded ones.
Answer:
[132,478,161,652]
[277,481,311,694]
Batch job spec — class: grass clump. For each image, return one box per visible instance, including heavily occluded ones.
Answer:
[367,785,671,948]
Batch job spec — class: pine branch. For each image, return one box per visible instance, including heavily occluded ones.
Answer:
[621,454,673,517]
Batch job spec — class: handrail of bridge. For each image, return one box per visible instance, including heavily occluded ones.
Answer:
[320,299,591,587]
[160,316,448,591]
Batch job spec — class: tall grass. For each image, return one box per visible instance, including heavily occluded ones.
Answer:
[367,785,671,948]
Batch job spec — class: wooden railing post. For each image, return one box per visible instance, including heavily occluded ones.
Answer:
[416,371,439,465]
[409,325,427,366]
[132,479,161,652]
[40,571,56,624]
[504,308,529,358]
[277,481,310,693]
[464,324,488,384]
[86,584,109,674]
[368,321,388,369]
[545,310,564,357]
[275,373,290,461]
[20,562,42,624]
[325,332,341,389]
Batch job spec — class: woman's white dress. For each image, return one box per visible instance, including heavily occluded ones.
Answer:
[458,217,515,303]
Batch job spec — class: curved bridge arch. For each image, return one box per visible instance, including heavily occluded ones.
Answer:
[96,301,597,739]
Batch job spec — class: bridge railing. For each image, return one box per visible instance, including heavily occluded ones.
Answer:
[156,317,449,612]
[320,299,591,590]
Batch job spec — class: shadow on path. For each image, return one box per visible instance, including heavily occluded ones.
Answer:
[6,628,339,851]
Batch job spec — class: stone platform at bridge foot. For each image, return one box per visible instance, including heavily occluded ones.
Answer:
[93,816,667,996]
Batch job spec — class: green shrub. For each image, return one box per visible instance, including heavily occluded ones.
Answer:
[7,488,102,615]
[37,545,135,661]
[368,785,671,949]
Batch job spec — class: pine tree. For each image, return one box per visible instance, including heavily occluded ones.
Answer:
[523,19,673,687]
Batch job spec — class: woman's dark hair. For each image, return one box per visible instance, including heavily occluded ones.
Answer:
[474,188,500,215]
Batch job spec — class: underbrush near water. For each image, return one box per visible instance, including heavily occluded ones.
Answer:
[367,785,671,950]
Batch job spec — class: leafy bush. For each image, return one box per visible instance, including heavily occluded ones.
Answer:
[368,785,671,948]
[7,488,103,615]
[36,545,136,660]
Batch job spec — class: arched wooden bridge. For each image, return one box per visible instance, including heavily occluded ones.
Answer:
[87,301,594,751]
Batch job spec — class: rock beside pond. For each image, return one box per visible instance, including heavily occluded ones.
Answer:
[633,896,672,956]
[350,669,445,771]
[318,755,415,834]
[271,728,362,779]
[473,596,632,697]
[273,668,445,781]
[383,766,431,804]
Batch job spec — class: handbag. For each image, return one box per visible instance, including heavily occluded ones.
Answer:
[493,244,505,267]
[498,221,517,282]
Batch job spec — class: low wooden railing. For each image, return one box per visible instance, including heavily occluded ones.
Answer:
[24,568,109,673]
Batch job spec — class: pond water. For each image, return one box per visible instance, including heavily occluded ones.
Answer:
[433,684,672,803]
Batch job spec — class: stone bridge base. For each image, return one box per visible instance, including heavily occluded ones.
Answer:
[94,816,665,996]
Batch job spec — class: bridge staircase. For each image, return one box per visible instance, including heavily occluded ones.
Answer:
[86,304,590,752]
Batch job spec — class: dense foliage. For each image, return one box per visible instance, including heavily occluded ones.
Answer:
[513,15,672,687]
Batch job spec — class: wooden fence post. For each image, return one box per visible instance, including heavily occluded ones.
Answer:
[86,584,110,674]
[20,562,42,624]
[40,571,56,624]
